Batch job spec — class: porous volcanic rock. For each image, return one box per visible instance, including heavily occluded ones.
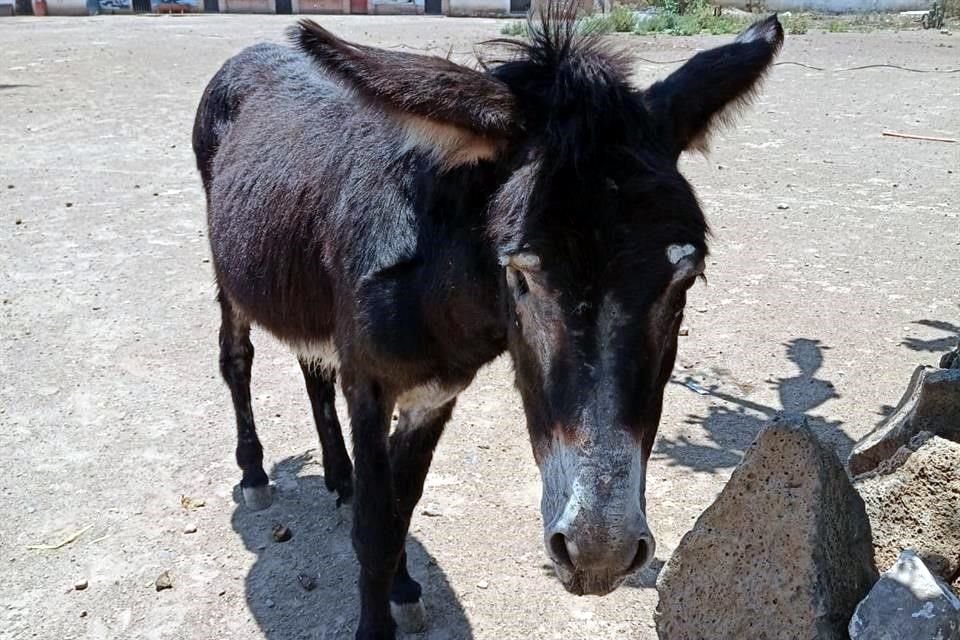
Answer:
[655,415,877,640]
[848,366,960,476]
[854,432,960,582]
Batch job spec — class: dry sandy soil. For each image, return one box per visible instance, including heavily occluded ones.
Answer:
[1,13,957,640]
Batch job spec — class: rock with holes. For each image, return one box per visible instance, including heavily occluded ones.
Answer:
[854,432,960,583]
[848,366,960,476]
[655,414,877,640]
[849,549,960,640]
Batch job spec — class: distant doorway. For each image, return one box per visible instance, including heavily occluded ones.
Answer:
[424,0,440,12]
[349,0,365,12]
[203,0,218,10]
[509,0,529,12]
[275,0,291,12]
[132,0,151,12]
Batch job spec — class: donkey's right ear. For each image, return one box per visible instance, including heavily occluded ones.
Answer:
[291,20,518,168]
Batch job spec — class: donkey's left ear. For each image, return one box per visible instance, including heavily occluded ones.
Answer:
[292,20,518,168]
[643,15,783,156]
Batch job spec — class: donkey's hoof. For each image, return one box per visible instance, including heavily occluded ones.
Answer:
[242,485,273,511]
[391,599,427,634]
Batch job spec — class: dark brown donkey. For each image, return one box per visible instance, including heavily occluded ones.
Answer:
[193,7,783,638]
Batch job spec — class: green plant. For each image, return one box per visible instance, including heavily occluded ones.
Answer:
[500,20,526,36]
[634,0,748,36]
[579,13,616,34]
[784,13,808,34]
[827,20,849,32]
[609,5,639,32]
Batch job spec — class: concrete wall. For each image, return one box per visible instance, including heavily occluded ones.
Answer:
[43,0,89,14]
[369,0,421,13]
[716,0,927,11]
[447,0,509,16]
[294,0,347,12]
[220,0,273,11]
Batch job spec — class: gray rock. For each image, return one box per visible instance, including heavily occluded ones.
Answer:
[849,549,960,640]
[848,366,960,476]
[655,414,877,640]
[854,433,960,582]
[942,343,960,370]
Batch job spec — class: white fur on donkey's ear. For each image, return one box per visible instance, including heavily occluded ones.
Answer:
[736,14,783,45]
[396,114,506,169]
[292,19,517,169]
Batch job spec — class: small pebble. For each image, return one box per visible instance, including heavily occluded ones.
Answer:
[80,611,87,618]
[65,202,73,208]
[271,524,292,543]
[74,580,88,591]
[678,326,689,337]
[183,524,197,534]
[6,184,13,189]
[477,580,488,589]
[297,573,317,591]
[776,203,789,210]
[155,570,173,592]
[265,598,275,608]
[15,219,22,225]
[421,504,442,517]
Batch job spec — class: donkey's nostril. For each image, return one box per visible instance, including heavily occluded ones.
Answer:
[628,535,655,573]
[549,532,576,572]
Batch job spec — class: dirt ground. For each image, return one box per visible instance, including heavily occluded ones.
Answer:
[1,14,957,640]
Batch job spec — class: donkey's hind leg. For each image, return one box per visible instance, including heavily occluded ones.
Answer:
[218,294,271,511]
[299,361,353,506]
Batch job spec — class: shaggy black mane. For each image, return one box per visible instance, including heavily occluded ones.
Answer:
[483,1,650,174]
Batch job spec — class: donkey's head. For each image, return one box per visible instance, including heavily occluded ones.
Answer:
[294,8,783,596]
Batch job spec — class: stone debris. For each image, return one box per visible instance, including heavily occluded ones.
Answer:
[655,414,877,640]
[849,549,960,640]
[74,580,88,591]
[155,570,173,592]
[854,432,960,582]
[848,366,960,476]
[271,524,292,543]
[297,573,317,591]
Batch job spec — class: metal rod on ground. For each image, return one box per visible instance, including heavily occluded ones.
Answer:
[882,131,957,143]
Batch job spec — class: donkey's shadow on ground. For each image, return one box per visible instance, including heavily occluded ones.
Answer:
[231,453,473,640]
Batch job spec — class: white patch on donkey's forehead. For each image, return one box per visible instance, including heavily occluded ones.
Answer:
[666,244,697,265]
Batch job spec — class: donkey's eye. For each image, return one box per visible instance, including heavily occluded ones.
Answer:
[507,267,529,297]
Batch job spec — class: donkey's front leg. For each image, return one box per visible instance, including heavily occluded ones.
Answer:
[388,401,456,633]
[344,378,404,640]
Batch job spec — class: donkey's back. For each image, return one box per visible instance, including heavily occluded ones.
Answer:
[193,42,420,345]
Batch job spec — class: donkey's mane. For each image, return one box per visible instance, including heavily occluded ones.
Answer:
[484,1,645,173]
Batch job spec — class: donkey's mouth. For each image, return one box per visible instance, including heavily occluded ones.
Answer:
[554,565,627,597]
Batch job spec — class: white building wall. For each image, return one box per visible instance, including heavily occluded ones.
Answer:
[716,0,926,12]
[447,0,509,16]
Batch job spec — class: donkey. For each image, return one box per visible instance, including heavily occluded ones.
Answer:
[194,7,783,638]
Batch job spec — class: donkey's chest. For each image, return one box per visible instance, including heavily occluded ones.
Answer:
[353,259,505,375]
